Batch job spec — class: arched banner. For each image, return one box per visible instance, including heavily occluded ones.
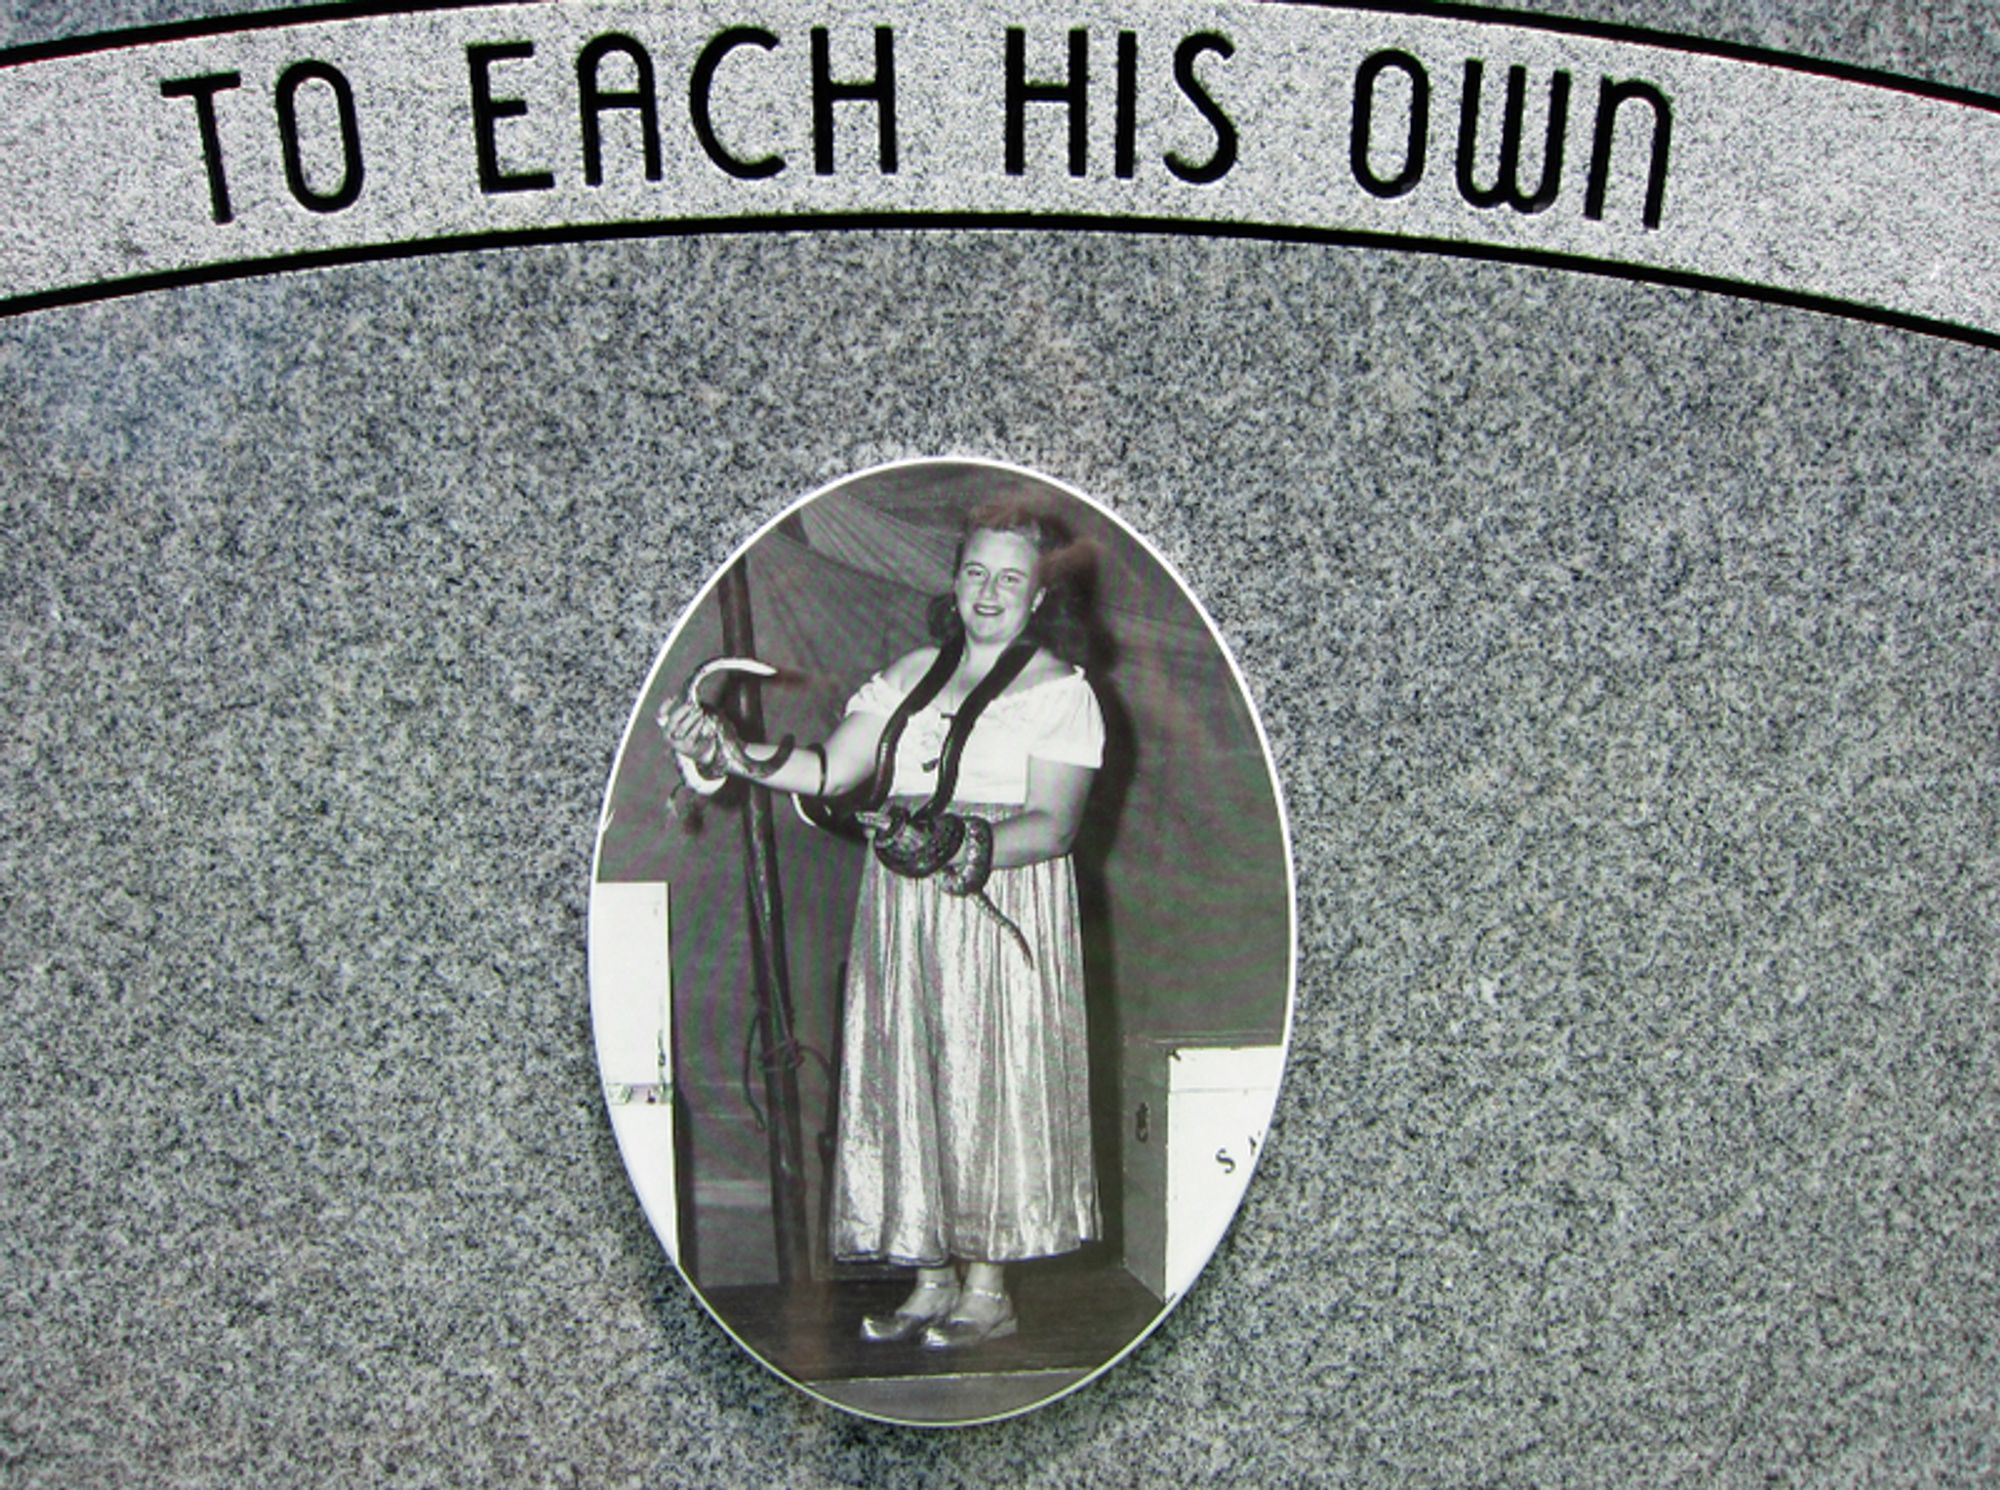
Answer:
[2,0,1997,343]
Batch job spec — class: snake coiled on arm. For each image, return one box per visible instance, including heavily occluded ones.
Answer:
[663,643,1040,966]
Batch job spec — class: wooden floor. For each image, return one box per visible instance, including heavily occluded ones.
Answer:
[702,1263,1164,1423]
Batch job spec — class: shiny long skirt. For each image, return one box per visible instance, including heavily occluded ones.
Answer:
[829,837,1099,1266]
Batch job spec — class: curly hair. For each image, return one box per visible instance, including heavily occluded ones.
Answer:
[925,498,1097,665]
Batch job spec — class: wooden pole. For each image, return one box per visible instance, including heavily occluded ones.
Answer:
[716,559,813,1286]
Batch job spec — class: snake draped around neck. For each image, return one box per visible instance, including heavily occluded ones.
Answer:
[827,653,1106,1267]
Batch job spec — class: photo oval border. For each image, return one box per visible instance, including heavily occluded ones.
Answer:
[586,455,1300,1426]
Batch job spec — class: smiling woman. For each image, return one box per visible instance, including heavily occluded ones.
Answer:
[591,459,1293,1425]
[666,499,1105,1350]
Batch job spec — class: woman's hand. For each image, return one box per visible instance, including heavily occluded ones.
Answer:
[864,810,994,894]
[657,698,730,795]
[658,699,721,762]
[866,808,966,879]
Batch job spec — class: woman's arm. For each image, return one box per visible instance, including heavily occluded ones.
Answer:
[987,757,1096,869]
[665,647,940,798]
[658,697,886,799]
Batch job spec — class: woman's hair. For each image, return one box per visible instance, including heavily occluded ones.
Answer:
[926,498,1097,665]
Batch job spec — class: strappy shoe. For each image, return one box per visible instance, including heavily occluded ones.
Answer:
[859,1280,960,1343]
[919,1285,1018,1350]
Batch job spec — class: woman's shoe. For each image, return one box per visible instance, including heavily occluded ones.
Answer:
[919,1285,1018,1350]
[859,1280,959,1343]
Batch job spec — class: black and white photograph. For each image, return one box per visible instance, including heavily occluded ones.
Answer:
[591,459,1294,1424]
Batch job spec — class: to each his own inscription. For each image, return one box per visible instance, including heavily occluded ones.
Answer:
[152,26,1672,230]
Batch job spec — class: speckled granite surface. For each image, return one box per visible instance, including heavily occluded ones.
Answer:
[3,1,1997,1484]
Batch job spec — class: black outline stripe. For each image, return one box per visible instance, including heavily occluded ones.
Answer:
[1,0,1994,345]
[4,212,1995,351]
[0,0,549,67]
[5,0,1995,110]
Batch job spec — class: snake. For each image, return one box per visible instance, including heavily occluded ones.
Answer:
[668,656,796,788]
[815,636,1041,968]
[674,645,1038,967]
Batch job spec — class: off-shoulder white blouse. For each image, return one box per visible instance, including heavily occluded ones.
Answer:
[844,663,1105,805]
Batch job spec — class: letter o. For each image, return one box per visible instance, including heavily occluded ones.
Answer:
[275,60,365,213]
[1351,49,1429,200]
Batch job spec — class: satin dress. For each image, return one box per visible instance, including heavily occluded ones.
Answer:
[828,663,1104,1266]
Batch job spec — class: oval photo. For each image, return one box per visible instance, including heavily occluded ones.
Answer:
[589,459,1293,1425]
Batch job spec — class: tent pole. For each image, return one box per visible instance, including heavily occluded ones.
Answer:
[718,559,814,1288]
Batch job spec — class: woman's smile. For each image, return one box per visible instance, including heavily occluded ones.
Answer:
[955,529,1042,646]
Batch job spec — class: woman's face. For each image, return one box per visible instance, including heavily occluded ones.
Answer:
[954,528,1043,648]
